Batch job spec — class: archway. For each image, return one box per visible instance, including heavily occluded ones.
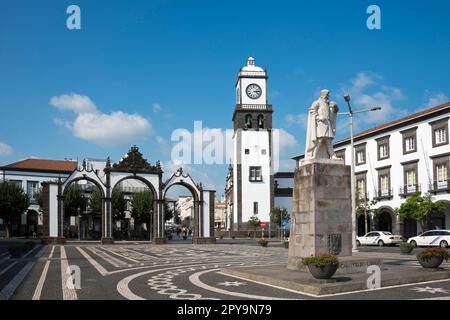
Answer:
[111,176,158,241]
[377,209,393,233]
[163,184,199,241]
[62,177,105,240]
[163,168,216,244]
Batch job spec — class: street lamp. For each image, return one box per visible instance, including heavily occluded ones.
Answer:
[340,94,381,251]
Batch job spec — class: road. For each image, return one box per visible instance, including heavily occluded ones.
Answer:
[1,242,449,300]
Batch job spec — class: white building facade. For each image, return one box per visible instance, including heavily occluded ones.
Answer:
[295,102,450,238]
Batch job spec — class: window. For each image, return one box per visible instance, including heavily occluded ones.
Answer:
[376,136,390,160]
[355,143,366,165]
[249,166,262,182]
[430,117,449,147]
[405,137,415,152]
[401,160,419,194]
[27,181,39,200]
[435,128,447,144]
[253,202,258,214]
[257,114,264,129]
[401,127,417,154]
[377,166,391,198]
[245,149,249,155]
[356,172,367,199]
[261,149,266,155]
[244,114,252,129]
[432,155,449,191]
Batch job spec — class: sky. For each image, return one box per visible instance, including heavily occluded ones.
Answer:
[1,0,449,197]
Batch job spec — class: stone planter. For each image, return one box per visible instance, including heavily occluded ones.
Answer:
[400,246,413,255]
[307,263,339,279]
[417,255,444,269]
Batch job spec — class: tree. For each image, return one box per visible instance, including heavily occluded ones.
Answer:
[112,189,127,222]
[0,181,30,238]
[89,188,102,215]
[64,184,88,217]
[394,192,445,232]
[163,202,174,222]
[247,214,261,230]
[270,207,289,227]
[355,195,379,234]
[130,190,153,229]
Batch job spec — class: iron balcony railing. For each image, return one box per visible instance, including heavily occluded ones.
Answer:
[375,188,393,200]
[399,184,421,197]
[428,179,450,193]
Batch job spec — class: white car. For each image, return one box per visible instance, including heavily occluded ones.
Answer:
[356,231,404,247]
[407,230,450,248]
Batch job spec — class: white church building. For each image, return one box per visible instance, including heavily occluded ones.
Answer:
[225,57,274,231]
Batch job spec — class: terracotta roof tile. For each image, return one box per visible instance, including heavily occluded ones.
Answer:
[2,159,78,172]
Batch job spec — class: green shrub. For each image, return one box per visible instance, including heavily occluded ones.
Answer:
[302,253,339,267]
[400,242,414,249]
[417,247,449,261]
[258,239,268,247]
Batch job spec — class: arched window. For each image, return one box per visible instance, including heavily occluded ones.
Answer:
[257,114,264,129]
[244,114,252,129]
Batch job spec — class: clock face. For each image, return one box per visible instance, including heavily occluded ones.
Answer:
[246,84,262,99]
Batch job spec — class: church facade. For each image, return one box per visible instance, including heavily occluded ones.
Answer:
[225,57,274,231]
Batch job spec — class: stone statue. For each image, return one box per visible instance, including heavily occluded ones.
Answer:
[305,89,339,160]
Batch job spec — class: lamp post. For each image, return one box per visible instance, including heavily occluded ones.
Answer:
[340,95,381,251]
[77,207,81,241]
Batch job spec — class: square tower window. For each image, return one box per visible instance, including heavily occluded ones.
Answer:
[249,166,262,182]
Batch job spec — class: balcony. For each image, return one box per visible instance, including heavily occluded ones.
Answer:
[428,180,450,194]
[374,188,393,201]
[399,184,421,197]
[235,104,272,111]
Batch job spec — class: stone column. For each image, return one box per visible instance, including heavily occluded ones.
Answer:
[288,159,352,270]
[153,199,167,244]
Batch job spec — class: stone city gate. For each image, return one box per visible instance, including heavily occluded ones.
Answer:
[39,146,216,244]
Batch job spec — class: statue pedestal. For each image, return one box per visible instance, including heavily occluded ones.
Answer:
[287,159,352,270]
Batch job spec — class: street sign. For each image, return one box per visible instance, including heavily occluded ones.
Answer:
[282,219,289,227]
[260,222,268,228]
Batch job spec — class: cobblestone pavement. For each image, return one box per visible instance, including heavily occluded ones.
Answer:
[1,243,449,300]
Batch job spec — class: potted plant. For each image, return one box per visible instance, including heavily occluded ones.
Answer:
[302,253,339,279]
[416,247,449,269]
[399,242,414,255]
[258,239,268,247]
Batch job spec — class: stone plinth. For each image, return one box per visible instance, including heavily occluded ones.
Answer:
[153,237,168,245]
[41,237,66,245]
[288,159,352,270]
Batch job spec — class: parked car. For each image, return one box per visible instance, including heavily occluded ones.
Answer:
[356,231,404,247]
[407,230,450,248]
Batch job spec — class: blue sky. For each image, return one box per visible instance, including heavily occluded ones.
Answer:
[1,0,449,196]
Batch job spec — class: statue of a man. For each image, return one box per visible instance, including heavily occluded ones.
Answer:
[305,89,339,160]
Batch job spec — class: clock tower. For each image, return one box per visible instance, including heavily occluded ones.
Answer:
[231,57,274,230]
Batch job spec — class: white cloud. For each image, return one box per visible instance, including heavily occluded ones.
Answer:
[50,93,97,114]
[344,72,406,124]
[0,142,13,156]
[51,93,153,147]
[425,91,448,107]
[72,111,151,147]
[156,135,167,146]
[152,103,162,113]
